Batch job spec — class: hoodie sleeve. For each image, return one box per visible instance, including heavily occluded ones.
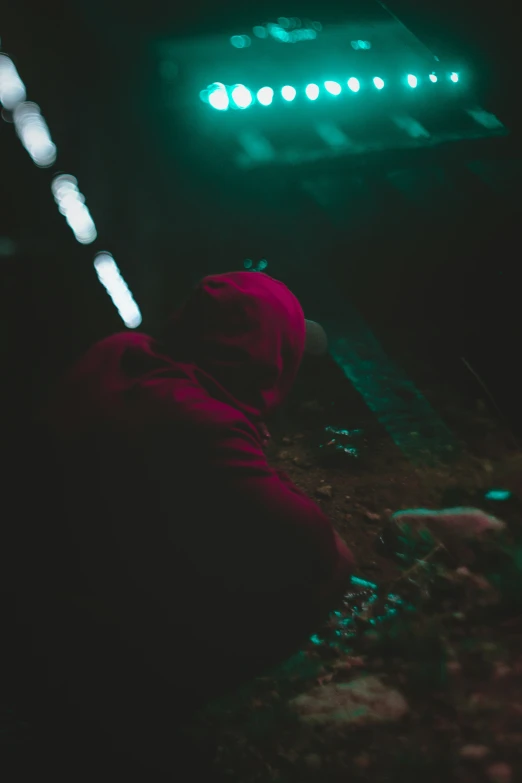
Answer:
[207,418,355,628]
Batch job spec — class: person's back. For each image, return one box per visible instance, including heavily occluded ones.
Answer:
[24,271,354,774]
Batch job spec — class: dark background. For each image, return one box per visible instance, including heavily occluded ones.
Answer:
[1,0,521,430]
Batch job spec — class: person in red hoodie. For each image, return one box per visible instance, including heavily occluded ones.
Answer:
[26,271,353,773]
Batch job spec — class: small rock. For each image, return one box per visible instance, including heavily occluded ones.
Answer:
[493,663,511,679]
[316,485,333,499]
[353,753,371,769]
[497,733,522,748]
[304,754,322,769]
[345,495,351,501]
[459,744,491,761]
[365,511,381,522]
[447,661,462,675]
[344,514,353,522]
[293,456,313,469]
[486,762,512,783]
[290,675,409,729]
[278,450,292,460]
[282,437,293,445]
[392,507,506,540]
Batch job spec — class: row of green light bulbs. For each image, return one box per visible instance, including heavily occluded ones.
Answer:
[203,72,459,110]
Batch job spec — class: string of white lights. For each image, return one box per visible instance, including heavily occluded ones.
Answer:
[94,252,142,329]
[0,50,142,328]
[51,174,97,245]
[201,72,460,110]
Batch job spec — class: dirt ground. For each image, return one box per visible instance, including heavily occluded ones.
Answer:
[190,354,522,783]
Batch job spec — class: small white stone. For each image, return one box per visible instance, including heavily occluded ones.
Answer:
[486,762,512,783]
[459,744,491,760]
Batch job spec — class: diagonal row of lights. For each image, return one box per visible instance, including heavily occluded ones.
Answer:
[0,52,141,328]
[201,72,459,110]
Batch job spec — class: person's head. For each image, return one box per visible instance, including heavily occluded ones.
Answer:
[161,272,327,418]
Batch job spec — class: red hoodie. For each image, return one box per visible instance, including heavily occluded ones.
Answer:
[42,272,353,696]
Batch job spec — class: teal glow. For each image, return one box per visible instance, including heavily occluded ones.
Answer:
[324,80,342,95]
[309,634,322,645]
[347,77,360,92]
[281,85,296,101]
[407,74,418,88]
[485,489,511,501]
[305,83,320,100]
[450,72,459,83]
[257,86,274,106]
[208,84,229,111]
[230,35,251,49]
[231,84,252,108]
[373,77,385,90]
[351,39,371,50]
[350,575,377,590]
[429,73,438,83]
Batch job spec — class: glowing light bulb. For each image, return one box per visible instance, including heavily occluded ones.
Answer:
[373,77,385,90]
[407,74,418,88]
[208,83,229,110]
[257,86,274,106]
[231,84,252,108]
[485,489,511,501]
[94,252,142,329]
[450,72,459,83]
[305,83,320,100]
[429,73,438,83]
[0,54,26,110]
[324,81,341,95]
[347,77,360,92]
[281,85,296,101]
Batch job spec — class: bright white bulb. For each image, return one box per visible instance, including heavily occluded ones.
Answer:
[13,102,56,167]
[324,81,341,95]
[231,84,252,108]
[94,253,142,329]
[281,85,296,101]
[0,55,26,110]
[208,84,229,110]
[256,86,274,106]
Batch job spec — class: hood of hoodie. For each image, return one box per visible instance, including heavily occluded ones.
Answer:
[160,271,306,421]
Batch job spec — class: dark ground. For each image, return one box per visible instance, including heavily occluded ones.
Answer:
[2,347,522,783]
